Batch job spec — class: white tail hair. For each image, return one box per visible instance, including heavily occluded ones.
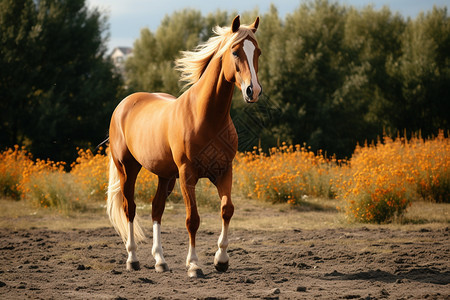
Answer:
[107,156,145,243]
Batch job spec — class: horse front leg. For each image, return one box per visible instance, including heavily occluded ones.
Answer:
[151,176,175,272]
[178,164,203,278]
[214,167,234,272]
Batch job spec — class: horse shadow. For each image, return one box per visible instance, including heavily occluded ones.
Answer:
[322,268,450,285]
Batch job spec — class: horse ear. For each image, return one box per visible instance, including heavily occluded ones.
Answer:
[231,15,240,33]
[250,16,260,33]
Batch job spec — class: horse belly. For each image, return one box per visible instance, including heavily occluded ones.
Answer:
[125,98,178,178]
[128,131,177,178]
[141,149,177,178]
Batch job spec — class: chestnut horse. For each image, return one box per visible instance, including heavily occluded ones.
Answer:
[107,15,261,277]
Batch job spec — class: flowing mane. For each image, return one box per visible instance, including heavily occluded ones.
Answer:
[175,23,257,87]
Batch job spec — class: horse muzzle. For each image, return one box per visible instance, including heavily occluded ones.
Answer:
[243,83,262,103]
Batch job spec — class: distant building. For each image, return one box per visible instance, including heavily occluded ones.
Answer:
[110,47,133,78]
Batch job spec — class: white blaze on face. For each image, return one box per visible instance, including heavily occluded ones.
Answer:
[242,39,260,98]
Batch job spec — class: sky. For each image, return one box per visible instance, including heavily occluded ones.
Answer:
[87,0,449,53]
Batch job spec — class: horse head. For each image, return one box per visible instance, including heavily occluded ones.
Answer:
[223,15,262,103]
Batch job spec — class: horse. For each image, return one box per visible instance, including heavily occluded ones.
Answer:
[106,15,262,278]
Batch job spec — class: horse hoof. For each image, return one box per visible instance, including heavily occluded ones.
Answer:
[126,261,140,271]
[155,262,170,272]
[214,261,229,272]
[187,265,205,278]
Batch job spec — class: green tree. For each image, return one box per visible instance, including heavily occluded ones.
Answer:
[386,7,450,135]
[338,6,405,149]
[342,6,404,133]
[0,0,38,147]
[266,0,358,156]
[0,0,123,162]
[125,2,449,157]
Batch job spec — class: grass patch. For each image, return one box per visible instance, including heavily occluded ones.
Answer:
[400,201,450,224]
[0,198,448,231]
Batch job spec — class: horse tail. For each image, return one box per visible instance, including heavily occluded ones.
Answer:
[95,135,109,152]
[107,156,145,243]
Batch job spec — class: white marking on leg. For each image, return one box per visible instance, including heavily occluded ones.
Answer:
[126,222,138,263]
[151,221,167,267]
[186,244,199,267]
[186,243,203,277]
[214,222,229,265]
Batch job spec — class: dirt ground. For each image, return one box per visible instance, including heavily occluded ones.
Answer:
[0,200,449,299]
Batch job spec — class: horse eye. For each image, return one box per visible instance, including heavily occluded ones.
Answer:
[232,51,238,57]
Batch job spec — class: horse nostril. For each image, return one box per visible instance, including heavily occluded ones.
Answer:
[246,85,253,99]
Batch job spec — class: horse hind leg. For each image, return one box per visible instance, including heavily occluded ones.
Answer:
[107,156,144,271]
[151,176,175,272]
[126,220,140,271]
[122,161,143,271]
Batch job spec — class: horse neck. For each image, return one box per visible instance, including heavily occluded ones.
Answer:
[188,56,234,126]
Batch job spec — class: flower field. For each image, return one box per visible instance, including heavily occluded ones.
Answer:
[1,132,448,223]
[335,131,449,222]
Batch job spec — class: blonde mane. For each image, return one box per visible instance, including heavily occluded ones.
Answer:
[175,23,257,88]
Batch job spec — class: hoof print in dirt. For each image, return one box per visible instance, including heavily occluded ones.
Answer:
[244,278,255,284]
[76,264,90,270]
[137,277,154,284]
[126,261,140,271]
[296,286,307,292]
[214,261,229,272]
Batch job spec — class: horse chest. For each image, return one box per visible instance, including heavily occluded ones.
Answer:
[191,127,237,180]
[193,143,233,180]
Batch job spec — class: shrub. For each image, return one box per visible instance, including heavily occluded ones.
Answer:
[336,131,449,223]
[0,146,34,199]
[0,131,447,221]
[411,131,450,202]
[338,160,411,223]
[25,171,85,212]
[71,148,109,201]
[70,149,163,204]
[233,144,339,205]
[17,157,86,212]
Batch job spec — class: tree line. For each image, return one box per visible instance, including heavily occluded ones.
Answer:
[0,0,123,162]
[127,1,449,157]
[1,0,448,162]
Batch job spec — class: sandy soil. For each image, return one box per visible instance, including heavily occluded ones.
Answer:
[0,202,449,299]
